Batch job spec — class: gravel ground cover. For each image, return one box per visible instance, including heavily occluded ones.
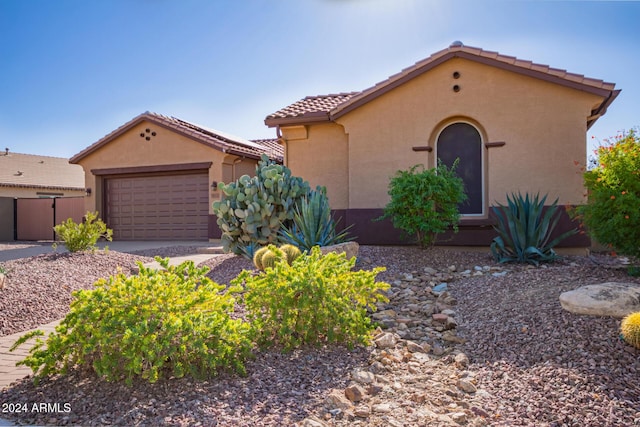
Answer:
[0,246,638,426]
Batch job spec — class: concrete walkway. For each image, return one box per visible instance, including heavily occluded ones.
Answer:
[0,246,224,391]
[0,240,220,262]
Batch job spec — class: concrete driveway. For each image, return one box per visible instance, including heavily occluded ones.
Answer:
[0,240,219,262]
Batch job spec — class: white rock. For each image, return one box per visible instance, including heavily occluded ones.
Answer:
[374,332,397,349]
[352,369,376,384]
[559,282,640,318]
[320,241,359,260]
[372,403,392,413]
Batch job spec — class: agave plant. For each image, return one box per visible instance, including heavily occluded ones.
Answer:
[279,187,354,251]
[490,192,577,265]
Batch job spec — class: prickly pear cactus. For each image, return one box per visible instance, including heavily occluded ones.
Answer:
[213,155,311,255]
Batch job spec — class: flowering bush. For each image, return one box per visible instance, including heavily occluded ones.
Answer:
[576,129,640,258]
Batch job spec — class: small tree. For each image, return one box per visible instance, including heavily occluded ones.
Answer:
[379,160,466,247]
[576,129,640,258]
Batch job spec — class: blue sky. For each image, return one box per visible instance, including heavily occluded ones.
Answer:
[1,0,638,159]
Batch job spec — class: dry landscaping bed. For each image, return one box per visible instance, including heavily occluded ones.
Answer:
[0,246,638,426]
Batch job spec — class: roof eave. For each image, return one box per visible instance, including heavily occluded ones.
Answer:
[71,112,277,164]
[587,89,621,130]
[330,50,617,121]
[264,113,332,128]
[0,182,86,192]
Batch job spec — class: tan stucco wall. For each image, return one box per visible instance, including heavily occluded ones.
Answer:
[281,122,349,209]
[75,120,258,216]
[286,57,603,212]
[0,187,85,198]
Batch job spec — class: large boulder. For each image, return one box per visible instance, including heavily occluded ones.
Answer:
[320,241,359,260]
[559,282,640,318]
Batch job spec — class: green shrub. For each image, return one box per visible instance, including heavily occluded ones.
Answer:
[11,259,252,385]
[491,192,576,265]
[53,211,113,252]
[212,154,311,257]
[378,161,466,247]
[576,130,640,258]
[233,246,389,351]
[279,187,353,251]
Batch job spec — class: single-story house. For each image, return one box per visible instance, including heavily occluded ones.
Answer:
[0,149,85,198]
[70,112,282,240]
[265,41,620,246]
[0,150,86,241]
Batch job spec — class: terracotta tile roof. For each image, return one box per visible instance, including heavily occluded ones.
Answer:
[250,138,283,162]
[70,112,283,164]
[265,93,359,124]
[265,42,619,129]
[0,151,85,191]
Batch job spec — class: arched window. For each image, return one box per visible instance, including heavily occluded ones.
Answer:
[436,122,484,215]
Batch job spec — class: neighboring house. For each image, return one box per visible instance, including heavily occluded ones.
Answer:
[0,150,86,241]
[0,149,85,198]
[265,42,620,246]
[70,111,282,241]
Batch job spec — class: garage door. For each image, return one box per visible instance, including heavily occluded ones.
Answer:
[105,173,209,240]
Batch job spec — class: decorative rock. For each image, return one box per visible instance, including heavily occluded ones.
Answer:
[405,340,425,353]
[372,403,392,413]
[351,369,376,384]
[354,405,371,418]
[374,332,397,349]
[450,412,468,423]
[345,384,367,402]
[432,283,448,293]
[0,272,5,290]
[367,384,384,396]
[432,342,445,356]
[300,416,329,427]
[325,390,354,411]
[456,379,477,393]
[320,241,359,260]
[559,282,640,318]
[432,313,448,323]
[454,352,469,368]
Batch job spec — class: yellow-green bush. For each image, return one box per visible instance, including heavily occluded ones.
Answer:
[53,211,112,252]
[620,312,640,349]
[11,259,252,385]
[234,246,389,351]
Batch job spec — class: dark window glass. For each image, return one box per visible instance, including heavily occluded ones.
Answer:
[437,123,483,215]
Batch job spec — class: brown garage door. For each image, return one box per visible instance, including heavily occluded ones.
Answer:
[105,173,209,240]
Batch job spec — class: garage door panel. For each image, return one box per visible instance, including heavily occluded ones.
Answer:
[106,173,209,240]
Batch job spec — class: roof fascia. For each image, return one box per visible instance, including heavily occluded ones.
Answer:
[264,112,331,128]
[330,50,615,121]
[70,113,232,164]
